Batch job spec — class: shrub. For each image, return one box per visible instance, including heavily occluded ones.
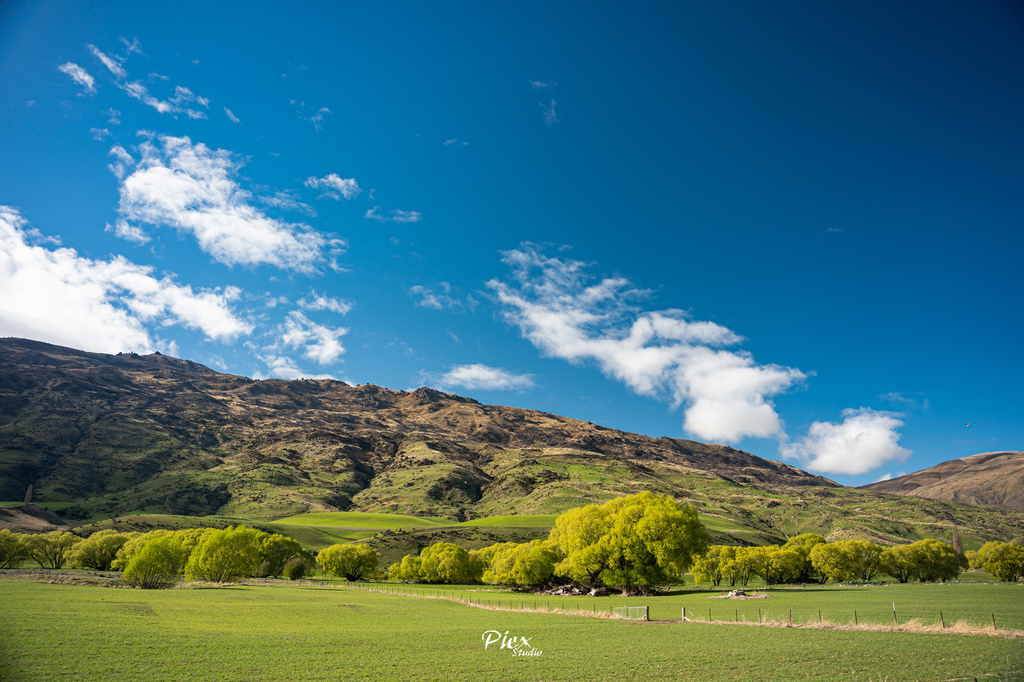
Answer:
[123,536,189,589]
[318,544,378,581]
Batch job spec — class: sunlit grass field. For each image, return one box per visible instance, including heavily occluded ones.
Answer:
[1,581,1021,681]
[272,511,450,528]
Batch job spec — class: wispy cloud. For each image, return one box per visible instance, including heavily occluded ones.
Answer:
[58,62,96,94]
[112,135,345,272]
[409,282,475,312]
[781,408,912,476]
[305,174,361,200]
[298,290,353,315]
[87,44,127,78]
[488,244,805,443]
[528,79,557,90]
[255,353,337,381]
[86,41,210,118]
[277,310,348,365]
[541,99,558,126]
[443,139,469,147]
[224,107,240,124]
[0,206,251,353]
[89,128,111,141]
[434,363,535,391]
[365,206,422,223]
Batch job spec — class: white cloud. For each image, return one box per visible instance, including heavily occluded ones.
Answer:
[875,472,892,482]
[107,144,134,181]
[488,245,805,443]
[435,364,535,392]
[781,408,912,476]
[89,128,111,141]
[528,79,557,90]
[58,62,96,94]
[0,206,251,353]
[305,174,360,200]
[87,44,127,79]
[87,43,208,118]
[256,354,337,381]
[298,291,352,315]
[107,108,121,125]
[278,310,347,365]
[541,99,558,126]
[224,107,240,124]
[443,139,469,146]
[409,282,473,311]
[365,206,422,223]
[113,135,344,272]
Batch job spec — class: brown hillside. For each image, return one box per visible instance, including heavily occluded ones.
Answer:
[0,337,836,521]
[861,451,1024,508]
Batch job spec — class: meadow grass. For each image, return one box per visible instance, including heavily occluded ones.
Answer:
[459,514,559,528]
[1,581,1022,681]
[270,511,450,529]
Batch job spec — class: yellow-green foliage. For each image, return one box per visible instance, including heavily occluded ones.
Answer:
[419,542,473,584]
[550,491,710,595]
[21,531,81,569]
[0,529,27,568]
[184,526,265,583]
[387,554,422,582]
[70,530,134,571]
[976,541,1024,582]
[691,545,737,587]
[810,540,883,582]
[318,543,378,581]
[122,536,189,589]
[480,540,558,587]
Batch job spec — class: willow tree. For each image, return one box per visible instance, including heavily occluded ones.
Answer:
[550,491,709,596]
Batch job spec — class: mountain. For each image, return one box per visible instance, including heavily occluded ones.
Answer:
[1,338,1022,548]
[861,451,1024,508]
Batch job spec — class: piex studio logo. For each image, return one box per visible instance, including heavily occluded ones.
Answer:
[481,630,543,657]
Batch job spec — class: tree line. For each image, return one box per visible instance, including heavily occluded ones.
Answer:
[0,526,314,588]
[3,494,1022,591]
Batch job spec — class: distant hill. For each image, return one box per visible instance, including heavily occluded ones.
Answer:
[1,337,1022,548]
[861,451,1024,508]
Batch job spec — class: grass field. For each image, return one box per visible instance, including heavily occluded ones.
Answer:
[459,514,559,528]
[272,511,450,528]
[1,581,1022,681]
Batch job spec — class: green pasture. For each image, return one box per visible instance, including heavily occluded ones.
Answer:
[271,511,449,529]
[352,580,1024,631]
[459,514,559,528]
[1,581,1022,682]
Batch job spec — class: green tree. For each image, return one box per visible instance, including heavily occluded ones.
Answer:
[71,530,133,571]
[122,536,189,589]
[387,554,423,583]
[810,540,883,583]
[909,539,966,582]
[782,533,826,583]
[0,529,26,569]
[185,526,266,583]
[319,543,379,582]
[283,556,312,581]
[547,504,610,590]
[692,545,736,587]
[112,531,166,570]
[22,531,81,569]
[879,544,915,583]
[745,546,804,586]
[419,542,473,584]
[975,541,1024,582]
[481,541,558,588]
[551,492,709,596]
[258,534,306,578]
[727,547,755,587]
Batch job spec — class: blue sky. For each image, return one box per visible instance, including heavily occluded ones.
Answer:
[1,1,1022,486]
